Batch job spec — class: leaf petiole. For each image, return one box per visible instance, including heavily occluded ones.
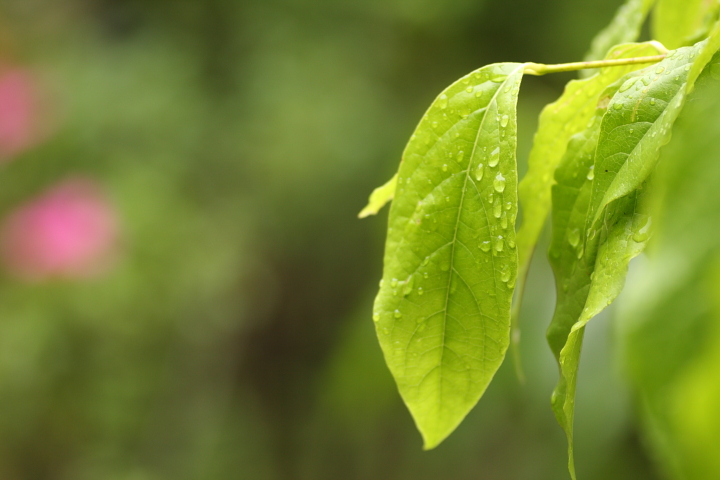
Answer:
[524,53,668,76]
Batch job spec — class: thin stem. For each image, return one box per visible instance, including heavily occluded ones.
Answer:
[524,54,667,76]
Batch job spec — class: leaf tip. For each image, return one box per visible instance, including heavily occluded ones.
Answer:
[358,173,398,219]
[357,206,375,219]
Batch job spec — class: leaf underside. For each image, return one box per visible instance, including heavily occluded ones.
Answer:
[372,62,524,449]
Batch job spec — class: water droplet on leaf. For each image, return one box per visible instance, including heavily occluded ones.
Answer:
[403,276,415,295]
[568,229,580,247]
[474,163,484,181]
[489,147,500,167]
[500,268,511,283]
[586,165,594,180]
[438,94,448,109]
[619,81,633,92]
[494,236,504,253]
[493,172,506,192]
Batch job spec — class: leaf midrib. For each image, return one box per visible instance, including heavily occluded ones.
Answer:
[433,64,523,425]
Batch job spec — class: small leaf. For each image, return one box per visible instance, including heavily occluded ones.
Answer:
[653,0,720,49]
[588,36,720,229]
[580,0,656,77]
[516,42,662,316]
[373,63,525,449]
[358,174,397,218]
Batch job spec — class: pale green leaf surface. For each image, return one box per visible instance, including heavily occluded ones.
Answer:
[653,0,720,49]
[588,39,717,228]
[580,0,655,77]
[372,63,524,449]
[515,42,662,312]
[358,174,397,218]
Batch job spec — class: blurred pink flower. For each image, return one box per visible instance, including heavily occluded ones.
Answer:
[0,178,120,281]
[0,68,38,159]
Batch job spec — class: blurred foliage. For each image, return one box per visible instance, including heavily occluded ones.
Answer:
[618,55,720,480]
[0,0,692,479]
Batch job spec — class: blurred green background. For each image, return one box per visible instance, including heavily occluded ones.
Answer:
[0,1,667,479]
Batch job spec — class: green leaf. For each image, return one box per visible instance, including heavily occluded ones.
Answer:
[580,0,655,77]
[515,41,662,320]
[545,62,658,476]
[551,192,650,479]
[548,36,720,479]
[588,37,719,229]
[545,78,626,478]
[652,0,720,49]
[358,174,398,218]
[372,62,525,449]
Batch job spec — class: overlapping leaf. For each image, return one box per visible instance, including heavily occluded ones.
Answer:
[545,77,632,478]
[548,36,720,479]
[515,42,662,325]
[372,63,524,449]
[588,38,718,228]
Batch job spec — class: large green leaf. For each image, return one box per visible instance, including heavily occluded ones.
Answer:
[652,0,720,49]
[548,37,720,479]
[580,0,655,77]
[588,37,720,228]
[515,42,662,323]
[372,62,525,449]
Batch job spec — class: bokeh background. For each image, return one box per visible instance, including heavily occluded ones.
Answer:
[0,1,668,479]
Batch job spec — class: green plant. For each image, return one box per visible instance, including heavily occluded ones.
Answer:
[360,0,720,478]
